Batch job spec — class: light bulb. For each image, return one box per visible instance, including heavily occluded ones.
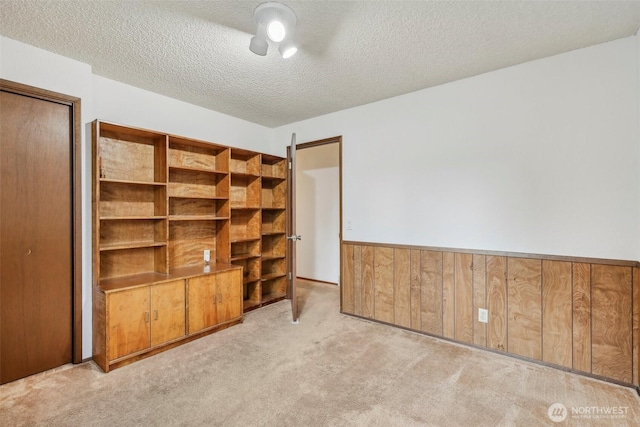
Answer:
[282,46,297,59]
[267,20,285,42]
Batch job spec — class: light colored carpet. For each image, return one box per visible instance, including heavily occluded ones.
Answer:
[1,280,639,426]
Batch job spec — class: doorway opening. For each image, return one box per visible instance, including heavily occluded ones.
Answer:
[287,136,342,317]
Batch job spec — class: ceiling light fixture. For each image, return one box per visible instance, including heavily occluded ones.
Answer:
[249,2,298,59]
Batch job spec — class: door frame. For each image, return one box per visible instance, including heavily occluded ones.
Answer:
[1,79,83,364]
[287,135,343,297]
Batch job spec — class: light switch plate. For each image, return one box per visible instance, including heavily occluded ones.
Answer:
[478,308,488,323]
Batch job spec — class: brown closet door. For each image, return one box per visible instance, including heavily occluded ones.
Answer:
[0,90,72,384]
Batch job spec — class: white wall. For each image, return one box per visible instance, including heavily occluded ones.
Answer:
[93,76,272,153]
[274,36,640,261]
[296,144,340,284]
[1,36,273,359]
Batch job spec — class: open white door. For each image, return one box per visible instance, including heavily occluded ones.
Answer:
[286,133,300,323]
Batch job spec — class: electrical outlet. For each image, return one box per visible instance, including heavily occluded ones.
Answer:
[204,249,210,264]
[346,220,353,231]
[478,308,488,323]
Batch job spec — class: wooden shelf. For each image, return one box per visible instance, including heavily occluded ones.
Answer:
[100,178,166,186]
[261,254,285,262]
[230,237,260,243]
[100,216,166,220]
[261,272,286,281]
[243,277,261,285]
[262,231,284,236]
[100,241,167,251]
[168,215,229,221]
[99,271,173,292]
[169,165,227,176]
[261,206,285,211]
[230,253,261,262]
[168,193,228,201]
[230,171,261,178]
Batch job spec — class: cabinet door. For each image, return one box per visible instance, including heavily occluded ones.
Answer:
[188,275,217,334]
[108,287,150,360]
[217,269,243,323]
[151,280,186,347]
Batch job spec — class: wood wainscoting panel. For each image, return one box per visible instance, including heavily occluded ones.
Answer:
[507,258,542,360]
[342,244,354,314]
[454,253,474,344]
[374,247,394,324]
[542,260,572,368]
[421,251,443,336]
[361,246,375,319]
[353,245,363,316]
[341,241,639,386]
[634,268,640,386]
[487,256,508,352]
[572,263,591,373]
[473,254,487,347]
[591,265,632,383]
[442,252,456,339]
[410,250,422,330]
[394,248,411,328]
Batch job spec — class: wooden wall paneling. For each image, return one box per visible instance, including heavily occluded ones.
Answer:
[507,258,542,360]
[454,253,474,344]
[633,267,640,386]
[591,265,632,383]
[361,246,375,319]
[442,252,455,339]
[100,137,157,183]
[394,248,411,328]
[342,244,354,314]
[420,251,442,335]
[572,263,591,373]
[487,256,507,351]
[409,250,421,330]
[542,260,572,368]
[169,221,216,270]
[353,245,363,316]
[473,254,487,347]
[374,247,394,323]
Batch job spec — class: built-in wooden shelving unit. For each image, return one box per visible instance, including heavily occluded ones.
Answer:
[92,121,286,372]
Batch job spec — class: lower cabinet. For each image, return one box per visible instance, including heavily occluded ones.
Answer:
[188,269,243,334]
[108,280,185,360]
[94,265,243,372]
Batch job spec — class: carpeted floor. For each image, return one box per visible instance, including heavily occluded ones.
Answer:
[1,280,639,426]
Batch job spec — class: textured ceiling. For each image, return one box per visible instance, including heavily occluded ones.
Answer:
[1,1,640,128]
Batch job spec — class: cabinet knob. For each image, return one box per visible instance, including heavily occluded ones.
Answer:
[144,311,149,323]
[154,310,158,320]
[218,293,223,304]
[212,295,216,304]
